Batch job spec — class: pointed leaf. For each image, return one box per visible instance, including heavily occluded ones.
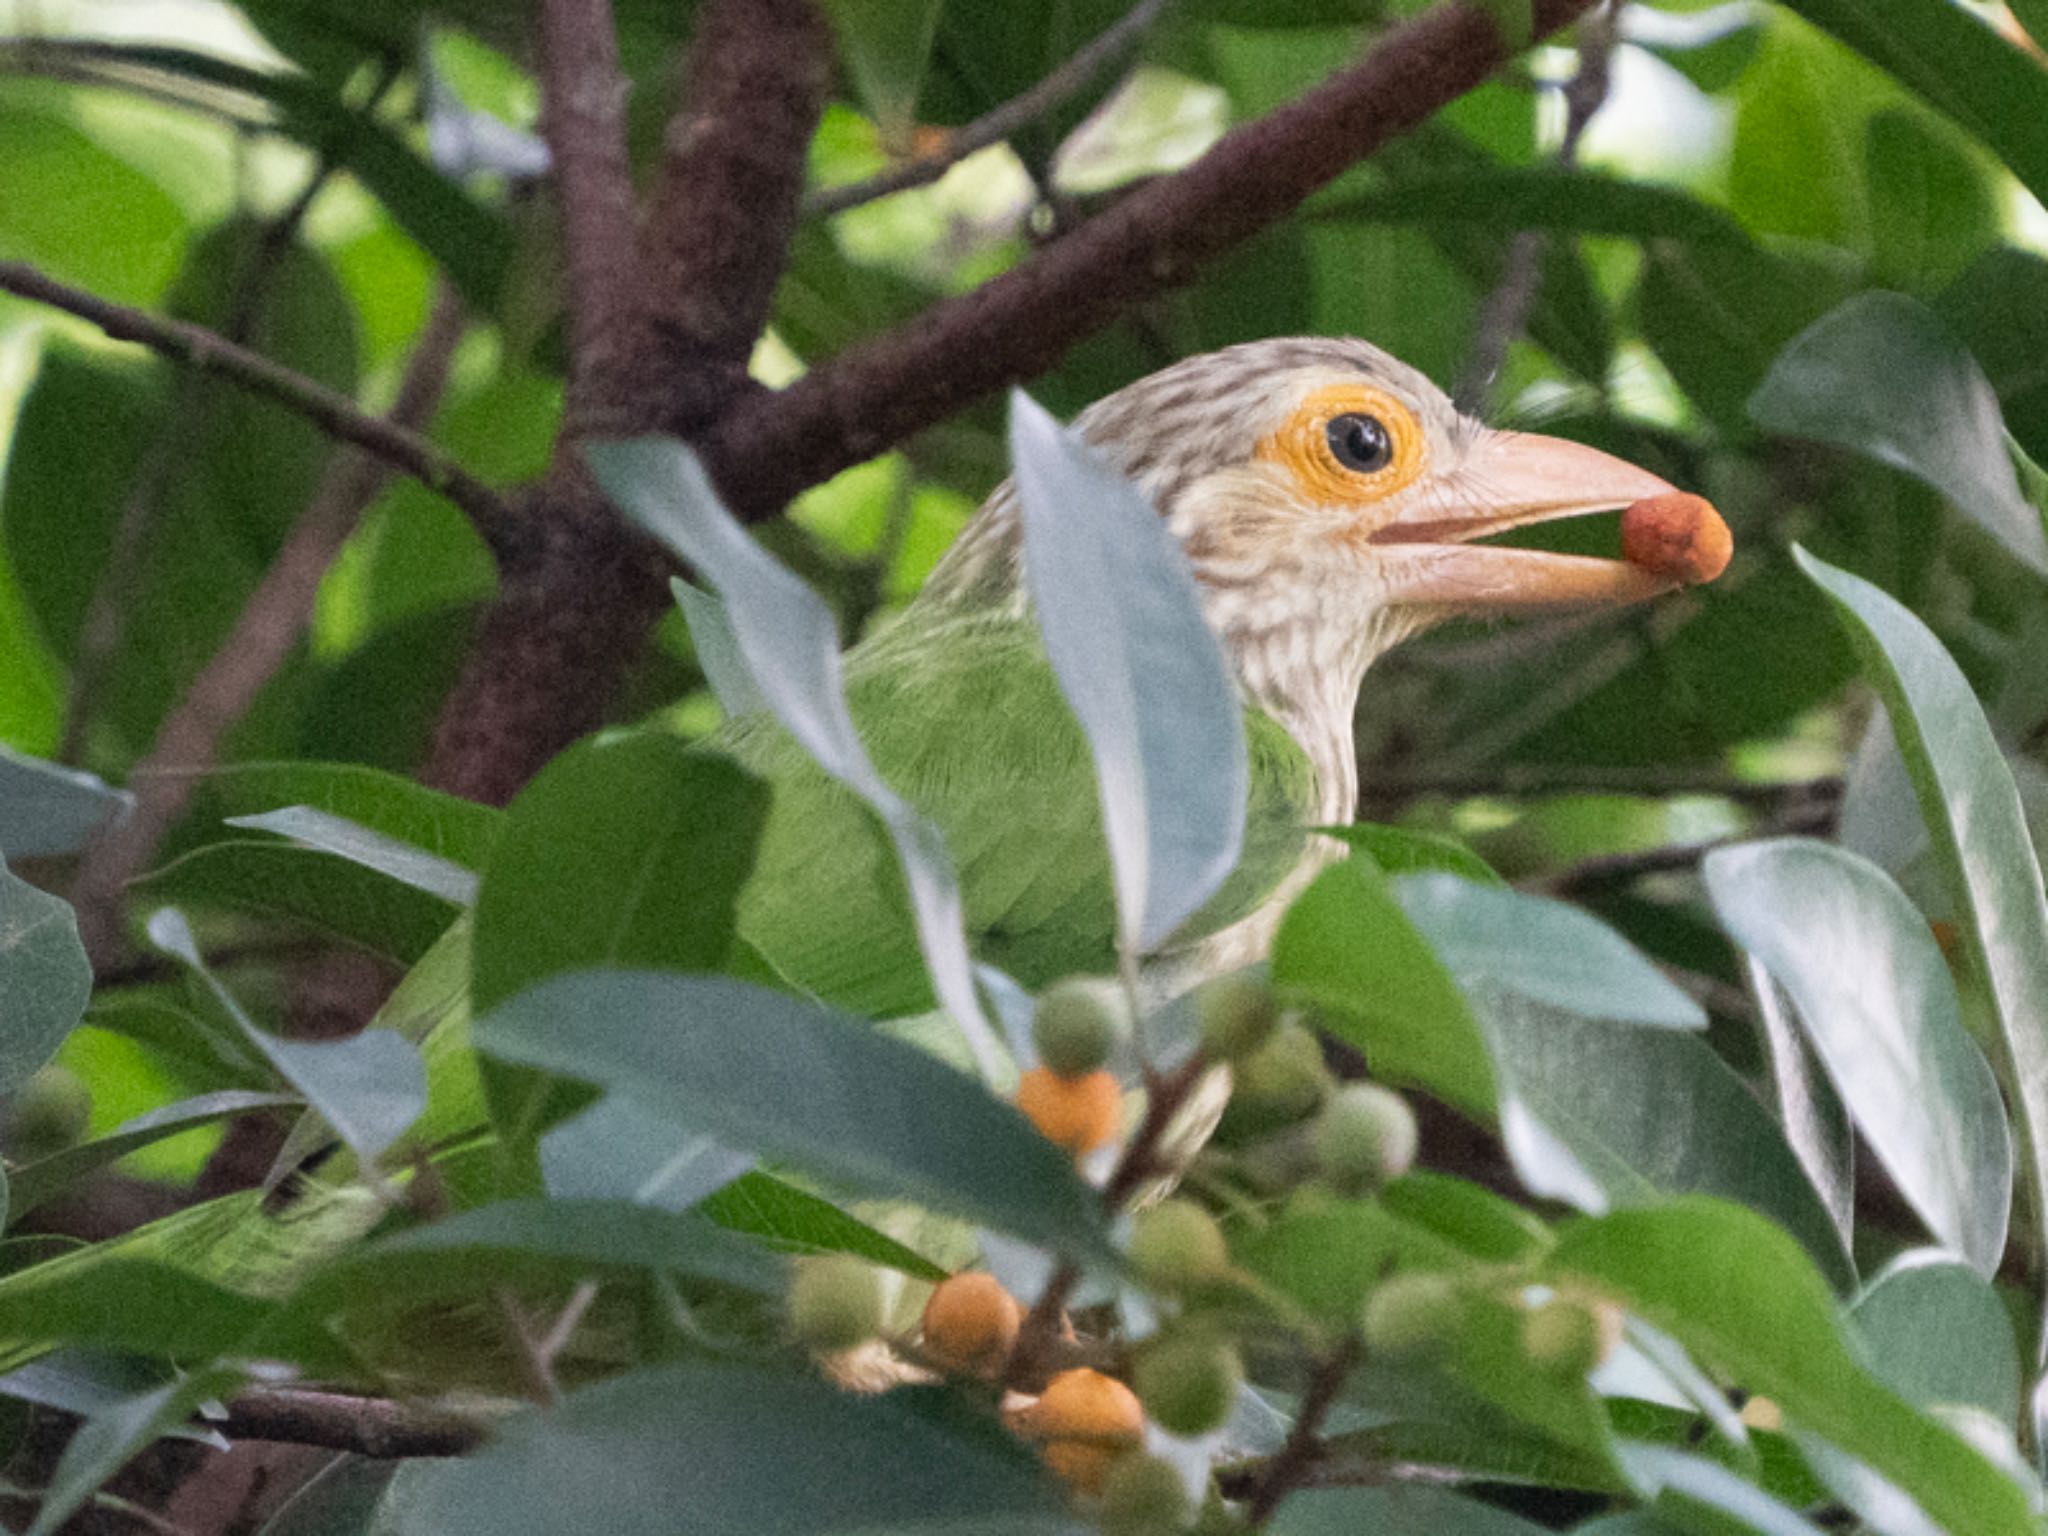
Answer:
[0,861,90,1096]
[1795,548,2048,1332]
[473,970,1108,1259]
[1394,874,1704,1029]
[0,747,130,858]
[699,1172,948,1280]
[1705,838,2011,1274]
[7,1090,300,1221]
[541,1097,753,1211]
[1751,296,2048,575]
[399,1363,1082,1536]
[148,909,425,1167]
[28,1366,244,1536]
[227,807,478,905]
[1008,390,1248,954]
[1852,1251,2022,1429]
[671,578,764,717]
[1747,955,1856,1251]
[1550,1200,2035,1536]
[1614,1442,1830,1536]
[587,438,1003,1083]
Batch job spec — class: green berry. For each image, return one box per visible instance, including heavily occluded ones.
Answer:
[1196,973,1280,1063]
[1359,1272,1463,1361]
[787,1254,884,1351]
[1033,976,1128,1078]
[1133,1337,1243,1437]
[1521,1295,1622,1379]
[2,1065,90,1162]
[1234,1128,1319,1194]
[1100,1454,1192,1536]
[1310,1083,1419,1196]
[1127,1200,1230,1292]
[1218,1023,1329,1138]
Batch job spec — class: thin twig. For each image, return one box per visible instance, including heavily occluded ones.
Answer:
[803,0,1170,218]
[1245,1337,1362,1525]
[217,1387,488,1459]
[0,261,515,554]
[67,282,469,963]
[1356,767,1844,806]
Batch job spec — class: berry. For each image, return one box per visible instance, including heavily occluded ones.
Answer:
[1359,1271,1463,1361]
[787,1254,884,1352]
[1013,1368,1146,1493]
[1521,1294,1623,1379]
[1033,976,1128,1078]
[1620,493,1732,585]
[1126,1200,1230,1293]
[920,1272,1023,1377]
[1100,1454,1192,1536]
[1133,1337,1243,1438]
[1195,974,1280,1063]
[1218,1023,1329,1137]
[1310,1083,1418,1196]
[1016,1066,1122,1155]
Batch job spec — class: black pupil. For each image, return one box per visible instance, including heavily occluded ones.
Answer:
[1327,413,1393,473]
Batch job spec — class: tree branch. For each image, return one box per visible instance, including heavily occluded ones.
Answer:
[0,261,516,555]
[802,0,1170,219]
[699,0,1595,521]
[67,282,469,963]
[536,0,643,429]
[216,1388,487,1459]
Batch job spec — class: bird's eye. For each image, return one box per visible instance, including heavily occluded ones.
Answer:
[1326,414,1394,474]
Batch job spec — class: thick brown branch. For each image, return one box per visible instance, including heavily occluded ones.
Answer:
[803,0,1169,219]
[632,0,833,435]
[537,0,643,428]
[700,0,1594,520]
[217,1388,487,1459]
[68,283,468,963]
[0,260,515,553]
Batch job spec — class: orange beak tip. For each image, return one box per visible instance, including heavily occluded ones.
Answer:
[1620,493,1733,587]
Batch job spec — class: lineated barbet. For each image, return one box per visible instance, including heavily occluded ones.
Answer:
[720,337,1725,1018]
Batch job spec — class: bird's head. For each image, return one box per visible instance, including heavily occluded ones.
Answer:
[928,336,1725,814]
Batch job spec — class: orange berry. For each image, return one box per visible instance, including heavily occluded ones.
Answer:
[920,1272,1024,1377]
[1013,1368,1146,1446]
[1016,1067,1121,1155]
[1042,1439,1121,1494]
[1620,493,1732,585]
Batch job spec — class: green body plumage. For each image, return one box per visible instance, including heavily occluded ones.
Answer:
[718,603,1319,1019]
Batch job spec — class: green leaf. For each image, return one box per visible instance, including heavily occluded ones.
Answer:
[27,1366,242,1536]
[284,1198,784,1324]
[1752,296,2048,577]
[1008,390,1248,954]
[0,861,90,1098]
[1615,1441,1830,1536]
[1392,874,1704,1029]
[1746,957,1856,1252]
[822,0,944,134]
[700,1171,947,1279]
[1270,1486,1557,1534]
[132,841,460,963]
[1323,823,1503,885]
[472,970,1109,1260]
[1549,1199,2036,1536]
[148,909,425,1168]
[1705,839,2010,1275]
[0,747,131,859]
[1378,1172,1549,1262]
[0,104,189,303]
[1865,110,2000,293]
[1770,0,2048,211]
[1481,1001,1857,1293]
[398,1363,1083,1536]
[6,1090,300,1223]
[1795,548,2048,1338]
[540,1096,753,1212]
[1271,857,1496,1120]
[0,1256,329,1371]
[228,807,478,904]
[471,735,768,1016]
[588,438,1004,1082]
[1851,1252,2022,1429]
[161,761,501,872]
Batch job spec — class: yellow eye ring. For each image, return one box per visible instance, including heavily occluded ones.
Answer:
[1253,383,1428,506]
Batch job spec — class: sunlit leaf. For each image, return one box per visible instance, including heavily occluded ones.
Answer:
[1705,838,2011,1274]
[1008,390,1247,956]
[587,438,1004,1083]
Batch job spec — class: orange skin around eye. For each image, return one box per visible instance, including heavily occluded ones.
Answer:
[1252,383,1429,508]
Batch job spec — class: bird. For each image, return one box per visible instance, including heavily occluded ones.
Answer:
[717,335,1716,1024]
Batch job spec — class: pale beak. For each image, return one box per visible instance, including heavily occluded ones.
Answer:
[1368,432,1705,612]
